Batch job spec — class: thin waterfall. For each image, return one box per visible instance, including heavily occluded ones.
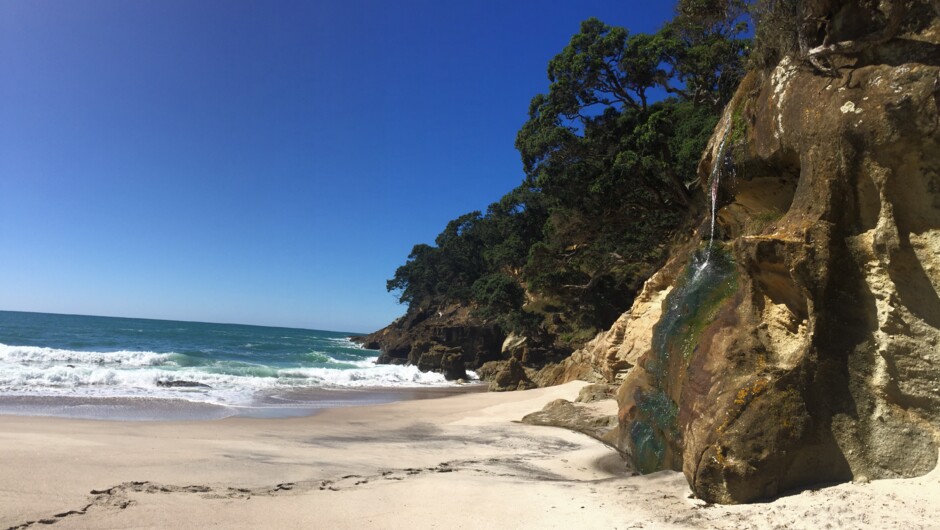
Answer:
[702,128,730,266]
[709,148,720,249]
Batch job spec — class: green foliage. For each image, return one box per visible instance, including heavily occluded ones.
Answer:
[668,102,723,187]
[670,0,751,105]
[387,212,487,307]
[747,0,800,68]
[388,10,749,350]
[471,273,541,333]
[387,186,548,314]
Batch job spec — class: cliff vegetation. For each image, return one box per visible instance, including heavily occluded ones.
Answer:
[361,1,751,377]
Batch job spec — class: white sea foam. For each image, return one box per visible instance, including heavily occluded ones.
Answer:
[344,356,381,368]
[326,337,368,349]
[0,343,176,367]
[0,363,272,404]
[279,362,451,387]
[0,346,468,406]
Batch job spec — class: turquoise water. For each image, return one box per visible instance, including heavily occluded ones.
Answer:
[0,311,463,416]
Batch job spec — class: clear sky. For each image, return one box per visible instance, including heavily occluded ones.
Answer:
[0,0,678,333]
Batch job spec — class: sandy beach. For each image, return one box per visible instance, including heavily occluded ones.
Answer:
[1,381,938,529]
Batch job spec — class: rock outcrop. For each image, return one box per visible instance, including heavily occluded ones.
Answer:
[353,304,504,380]
[607,6,940,503]
[521,383,620,445]
[476,357,537,391]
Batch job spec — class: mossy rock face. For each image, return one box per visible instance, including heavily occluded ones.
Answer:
[626,248,739,474]
[629,389,680,473]
[652,248,738,364]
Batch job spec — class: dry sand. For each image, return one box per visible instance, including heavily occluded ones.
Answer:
[1,381,938,529]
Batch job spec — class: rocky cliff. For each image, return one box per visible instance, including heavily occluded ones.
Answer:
[558,3,940,504]
[353,304,505,381]
[356,303,560,390]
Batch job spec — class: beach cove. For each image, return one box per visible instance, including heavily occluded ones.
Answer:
[2,381,938,529]
[3,1,940,526]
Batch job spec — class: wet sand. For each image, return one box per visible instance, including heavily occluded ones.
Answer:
[0,384,488,421]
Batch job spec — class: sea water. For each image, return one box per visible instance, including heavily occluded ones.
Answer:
[0,310,473,420]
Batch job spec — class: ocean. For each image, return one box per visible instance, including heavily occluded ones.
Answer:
[0,311,476,420]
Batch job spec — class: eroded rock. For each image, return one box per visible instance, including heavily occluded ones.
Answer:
[521,397,619,445]
[613,8,940,503]
[356,305,504,377]
[478,358,537,392]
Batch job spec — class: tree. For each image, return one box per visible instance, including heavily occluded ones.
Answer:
[388,11,749,348]
[667,0,751,106]
[387,243,439,307]
[511,14,747,340]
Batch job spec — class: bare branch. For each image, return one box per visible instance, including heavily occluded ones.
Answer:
[806,0,907,60]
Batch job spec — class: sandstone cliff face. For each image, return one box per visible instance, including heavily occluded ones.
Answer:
[574,8,940,503]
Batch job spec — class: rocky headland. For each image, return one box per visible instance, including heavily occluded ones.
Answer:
[353,304,504,381]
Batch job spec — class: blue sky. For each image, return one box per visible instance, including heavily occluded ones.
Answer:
[0,1,678,332]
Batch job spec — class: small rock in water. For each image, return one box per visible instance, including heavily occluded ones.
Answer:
[156,380,211,388]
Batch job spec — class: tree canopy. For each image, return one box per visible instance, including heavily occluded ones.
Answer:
[387,6,749,350]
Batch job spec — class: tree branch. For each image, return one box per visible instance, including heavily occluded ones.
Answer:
[600,63,640,110]
[660,83,691,100]
[806,0,907,60]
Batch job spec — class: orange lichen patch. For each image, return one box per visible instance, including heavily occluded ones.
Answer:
[717,377,772,434]
[754,352,768,371]
[734,378,769,406]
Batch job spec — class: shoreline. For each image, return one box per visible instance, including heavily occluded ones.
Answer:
[2,381,937,529]
[0,383,489,421]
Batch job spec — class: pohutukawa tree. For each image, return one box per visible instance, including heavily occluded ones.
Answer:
[389,5,749,350]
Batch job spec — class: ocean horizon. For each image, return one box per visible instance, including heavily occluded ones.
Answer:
[0,310,477,420]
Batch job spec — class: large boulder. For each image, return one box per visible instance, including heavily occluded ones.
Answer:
[522,396,620,445]
[478,357,537,392]
[414,345,468,381]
